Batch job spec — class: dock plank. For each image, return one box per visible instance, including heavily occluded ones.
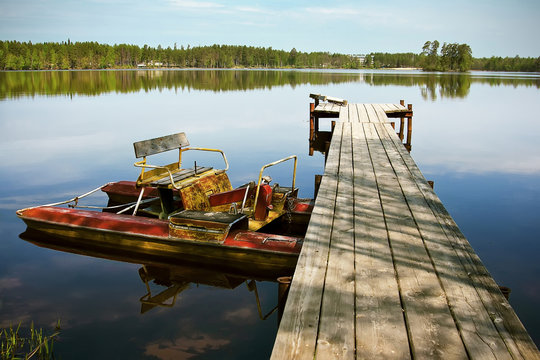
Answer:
[370,104,389,122]
[379,103,408,113]
[339,105,349,122]
[378,103,392,113]
[351,120,411,359]
[316,102,342,114]
[385,103,400,111]
[316,122,356,359]
[364,121,468,359]
[347,102,357,123]
[271,123,343,359]
[378,120,540,359]
[355,103,370,123]
[371,110,517,359]
[383,124,516,359]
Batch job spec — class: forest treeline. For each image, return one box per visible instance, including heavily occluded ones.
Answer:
[1,40,539,72]
[373,41,540,72]
[0,40,362,70]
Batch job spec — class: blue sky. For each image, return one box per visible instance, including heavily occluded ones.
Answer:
[1,0,539,57]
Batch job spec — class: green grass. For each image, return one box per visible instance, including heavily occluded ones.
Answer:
[1,321,60,360]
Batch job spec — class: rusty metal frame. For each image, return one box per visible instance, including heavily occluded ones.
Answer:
[134,147,229,189]
[252,155,297,215]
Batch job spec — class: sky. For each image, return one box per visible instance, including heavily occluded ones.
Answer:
[1,0,539,58]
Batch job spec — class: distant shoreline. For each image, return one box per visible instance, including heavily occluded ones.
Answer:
[3,67,540,75]
[1,40,538,72]
[383,67,422,71]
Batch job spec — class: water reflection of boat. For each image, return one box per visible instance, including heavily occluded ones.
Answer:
[139,264,286,319]
[16,132,312,274]
[139,264,261,315]
[19,230,288,317]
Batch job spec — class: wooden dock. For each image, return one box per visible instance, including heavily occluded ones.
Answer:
[271,98,540,359]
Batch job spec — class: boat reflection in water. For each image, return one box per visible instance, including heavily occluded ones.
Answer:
[19,229,293,322]
[138,264,286,320]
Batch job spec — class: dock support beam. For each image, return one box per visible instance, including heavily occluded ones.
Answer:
[405,103,413,152]
[277,276,292,326]
[314,174,322,198]
[399,100,406,140]
[309,103,315,156]
[397,100,413,152]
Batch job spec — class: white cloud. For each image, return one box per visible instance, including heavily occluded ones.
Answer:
[305,7,362,16]
[235,6,269,14]
[168,0,225,10]
[0,277,22,290]
[222,307,256,322]
[145,335,230,360]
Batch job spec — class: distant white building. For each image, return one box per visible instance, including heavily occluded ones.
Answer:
[137,61,163,68]
[351,54,370,65]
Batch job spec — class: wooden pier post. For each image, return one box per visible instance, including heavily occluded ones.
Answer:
[399,99,405,140]
[277,276,292,326]
[309,103,315,156]
[314,174,323,198]
[309,103,315,141]
[405,103,413,152]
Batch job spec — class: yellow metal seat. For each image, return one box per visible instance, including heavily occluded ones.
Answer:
[132,132,231,218]
[133,132,229,190]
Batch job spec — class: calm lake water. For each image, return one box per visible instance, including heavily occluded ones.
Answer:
[1,69,539,357]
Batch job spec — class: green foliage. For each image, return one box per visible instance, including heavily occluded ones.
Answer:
[0,40,537,72]
[421,40,440,70]
[0,321,60,360]
[472,56,540,72]
[440,43,472,71]
[369,52,421,68]
[420,40,473,72]
[0,41,362,70]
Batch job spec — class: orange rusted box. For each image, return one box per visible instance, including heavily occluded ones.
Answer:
[169,210,248,243]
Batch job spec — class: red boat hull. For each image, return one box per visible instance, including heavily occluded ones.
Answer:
[17,206,302,275]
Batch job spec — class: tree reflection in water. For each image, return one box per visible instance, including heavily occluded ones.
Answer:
[1,69,538,100]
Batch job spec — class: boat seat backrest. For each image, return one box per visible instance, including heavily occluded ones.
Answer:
[133,132,189,158]
[133,132,191,187]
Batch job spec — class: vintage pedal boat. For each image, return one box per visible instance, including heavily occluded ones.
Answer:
[16,132,313,273]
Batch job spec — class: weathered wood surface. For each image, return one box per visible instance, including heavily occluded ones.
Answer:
[150,166,212,186]
[314,102,343,114]
[380,103,408,113]
[271,103,539,359]
[310,93,348,105]
[314,101,407,118]
[133,132,189,158]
